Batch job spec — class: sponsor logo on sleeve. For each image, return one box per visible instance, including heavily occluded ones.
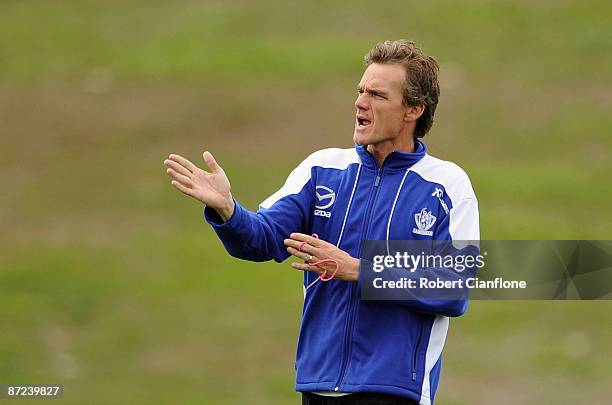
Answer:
[432,187,449,214]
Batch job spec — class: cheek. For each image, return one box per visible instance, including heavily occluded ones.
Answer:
[375,107,403,126]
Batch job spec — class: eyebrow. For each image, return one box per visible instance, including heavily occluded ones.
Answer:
[357,85,388,98]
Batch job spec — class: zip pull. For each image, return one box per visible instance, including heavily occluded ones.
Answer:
[374,168,382,187]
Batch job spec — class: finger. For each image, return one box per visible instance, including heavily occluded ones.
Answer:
[166,168,192,186]
[285,239,319,258]
[171,180,195,197]
[168,154,197,173]
[290,233,322,247]
[164,159,192,177]
[202,151,222,174]
[284,238,309,250]
[287,247,314,262]
[291,262,320,273]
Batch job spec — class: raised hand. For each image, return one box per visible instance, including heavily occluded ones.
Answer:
[163,151,235,221]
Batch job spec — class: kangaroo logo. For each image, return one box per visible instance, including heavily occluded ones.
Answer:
[412,208,437,236]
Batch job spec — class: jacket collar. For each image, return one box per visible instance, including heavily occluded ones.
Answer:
[356,140,427,171]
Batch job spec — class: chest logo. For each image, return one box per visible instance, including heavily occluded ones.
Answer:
[413,208,437,236]
[315,185,335,210]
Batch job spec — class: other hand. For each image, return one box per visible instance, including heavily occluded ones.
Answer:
[284,233,360,281]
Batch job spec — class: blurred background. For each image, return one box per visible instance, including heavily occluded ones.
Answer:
[1,0,611,403]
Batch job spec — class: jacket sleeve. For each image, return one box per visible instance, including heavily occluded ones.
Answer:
[204,157,315,263]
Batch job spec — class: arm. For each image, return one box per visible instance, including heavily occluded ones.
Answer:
[164,151,314,262]
[376,196,480,317]
[283,197,480,317]
[284,233,475,317]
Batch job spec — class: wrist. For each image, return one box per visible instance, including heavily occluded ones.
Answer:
[216,195,235,223]
[348,257,360,281]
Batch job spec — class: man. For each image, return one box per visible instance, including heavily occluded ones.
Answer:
[163,40,479,405]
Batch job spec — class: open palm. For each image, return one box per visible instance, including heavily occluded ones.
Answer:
[163,151,233,217]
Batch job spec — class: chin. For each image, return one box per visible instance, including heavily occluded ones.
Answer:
[353,132,379,146]
[353,130,369,145]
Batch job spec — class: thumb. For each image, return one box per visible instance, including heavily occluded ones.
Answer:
[202,151,222,174]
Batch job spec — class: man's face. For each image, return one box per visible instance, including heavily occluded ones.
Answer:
[353,63,409,146]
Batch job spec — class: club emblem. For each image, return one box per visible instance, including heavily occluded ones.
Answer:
[413,208,436,236]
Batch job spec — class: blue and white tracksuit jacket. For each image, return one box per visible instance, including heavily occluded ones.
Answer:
[205,140,479,404]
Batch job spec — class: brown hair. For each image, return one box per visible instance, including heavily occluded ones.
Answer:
[364,40,440,138]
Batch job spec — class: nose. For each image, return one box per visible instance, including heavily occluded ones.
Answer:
[354,92,368,111]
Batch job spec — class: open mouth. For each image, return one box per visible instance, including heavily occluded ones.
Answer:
[357,117,372,128]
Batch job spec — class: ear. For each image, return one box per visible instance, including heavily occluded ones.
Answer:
[404,104,425,123]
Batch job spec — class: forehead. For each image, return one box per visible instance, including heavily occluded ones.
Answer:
[358,63,406,91]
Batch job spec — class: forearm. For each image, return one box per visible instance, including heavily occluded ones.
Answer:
[358,261,472,317]
[205,199,291,262]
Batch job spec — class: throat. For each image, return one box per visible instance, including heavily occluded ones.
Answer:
[367,140,415,166]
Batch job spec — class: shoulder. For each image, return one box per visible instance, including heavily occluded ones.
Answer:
[410,154,477,202]
[259,148,357,209]
[282,148,358,183]
[299,148,360,170]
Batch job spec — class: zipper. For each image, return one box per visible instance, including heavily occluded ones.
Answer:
[334,167,383,391]
[374,168,382,186]
[412,319,424,380]
[334,282,358,392]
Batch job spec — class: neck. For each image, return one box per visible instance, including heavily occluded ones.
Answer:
[367,137,416,167]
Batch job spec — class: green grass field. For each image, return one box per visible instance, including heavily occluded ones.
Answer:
[1,1,611,403]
